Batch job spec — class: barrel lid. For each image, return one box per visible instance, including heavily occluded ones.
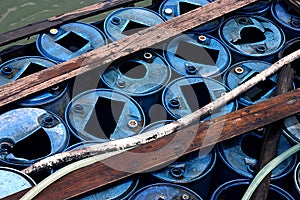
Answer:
[104,7,165,42]
[271,0,300,31]
[36,22,107,62]
[218,130,296,180]
[0,167,36,198]
[101,50,171,96]
[219,15,285,57]
[128,183,202,200]
[0,108,69,167]
[162,76,236,120]
[159,0,223,33]
[65,89,145,141]
[66,141,139,200]
[0,56,67,106]
[165,33,231,77]
[223,60,278,106]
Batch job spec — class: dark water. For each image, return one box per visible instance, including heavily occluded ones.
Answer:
[0,0,104,34]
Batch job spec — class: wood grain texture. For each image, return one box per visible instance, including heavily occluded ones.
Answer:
[4,88,300,200]
[0,0,259,108]
[0,0,143,46]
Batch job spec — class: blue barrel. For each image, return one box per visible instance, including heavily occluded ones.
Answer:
[128,183,203,200]
[271,0,300,40]
[278,37,300,88]
[211,179,295,200]
[162,76,236,120]
[283,113,300,144]
[65,89,145,141]
[139,120,215,198]
[104,7,165,42]
[234,0,272,16]
[0,167,35,198]
[164,33,231,77]
[0,108,69,168]
[216,129,297,187]
[66,142,139,200]
[0,56,69,118]
[223,60,278,107]
[159,0,223,33]
[294,162,300,199]
[101,49,171,123]
[36,22,107,63]
[219,15,285,64]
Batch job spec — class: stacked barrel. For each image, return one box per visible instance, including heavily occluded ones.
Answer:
[0,0,300,199]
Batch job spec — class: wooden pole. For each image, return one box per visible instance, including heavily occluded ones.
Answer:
[251,65,295,200]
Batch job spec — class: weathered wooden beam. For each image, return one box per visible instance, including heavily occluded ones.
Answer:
[0,0,143,46]
[4,87,300,200]
[0,0,258,108]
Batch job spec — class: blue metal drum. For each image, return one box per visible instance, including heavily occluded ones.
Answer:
[164,33,231,77]
[128,183,203,200]
[159,0,223,33]
[211,179,295,200]
[0,56,69,118]
[36,22,107,63]
[223,60,278,107]
[104,7,165,42]
[234,0,272,16]
[65,89,145,141]
[66,142,139,200]
[140,120,215,199]
[216,129,297,186]
[0,108,69,168]
[101,49,171,123]
[271,0,300,40]
[219,15,286,64]
[0,167,35,199]
[294,162,300,199]
[283,114,300,144]
[278,37,300,88]
[162,76,236,120]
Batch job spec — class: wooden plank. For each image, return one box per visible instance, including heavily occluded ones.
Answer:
[0,0,259,108]
[0,0,143,46]
[4,87,300,200]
